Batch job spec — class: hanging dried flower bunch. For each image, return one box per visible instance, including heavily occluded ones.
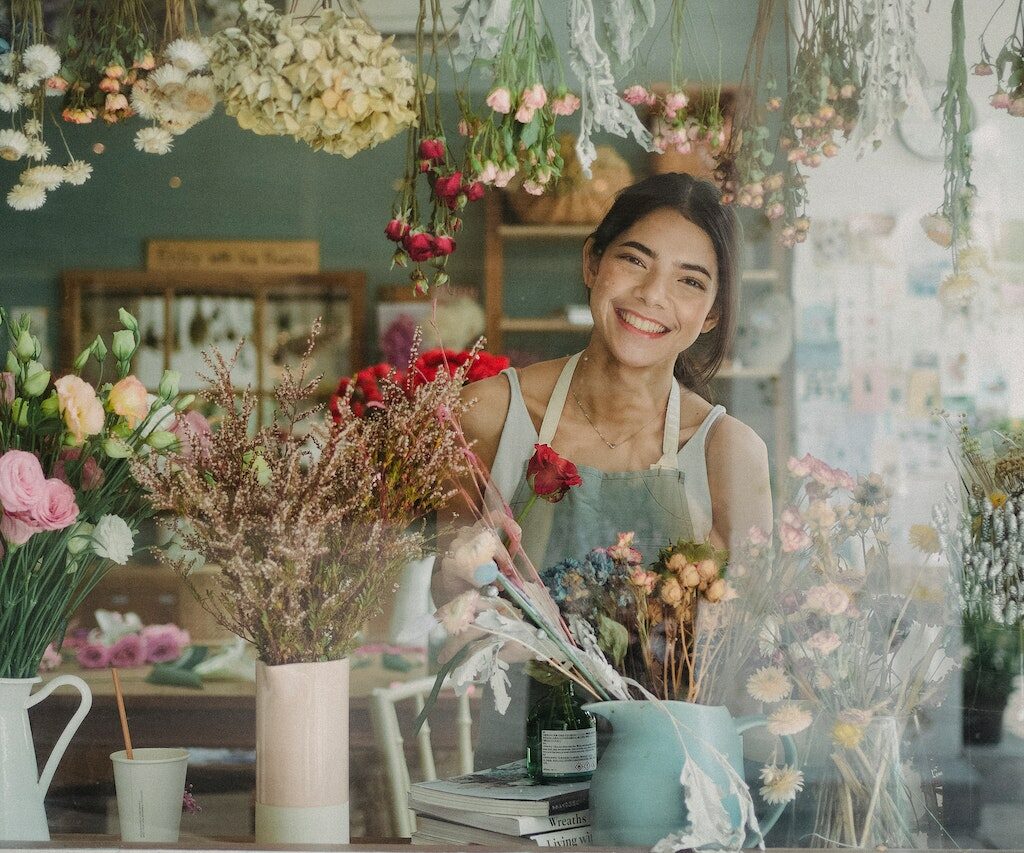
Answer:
[58,0,158,125]
[207,0,416,157]
[1,0,92,211]
[975,0,1024,117]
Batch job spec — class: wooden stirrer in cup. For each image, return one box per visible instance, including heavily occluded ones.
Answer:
[111,668,134,759]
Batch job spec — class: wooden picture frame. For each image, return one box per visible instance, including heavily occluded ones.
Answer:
[61,269,365,425]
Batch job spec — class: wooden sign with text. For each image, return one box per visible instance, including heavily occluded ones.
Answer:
[146,239,320,274]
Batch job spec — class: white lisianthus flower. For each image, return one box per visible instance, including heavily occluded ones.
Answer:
[92,514,135,564]
[746,665,792,703]
[0,83,23,112]
[135,126,174,155]
[766,702,813,736]
[21,164,64,190]
[63,160,93,186]
[165,39,211,73]
[22,44,61,80]
[7,182,46,210]
[759,764,804,805]
[0,128,29,161]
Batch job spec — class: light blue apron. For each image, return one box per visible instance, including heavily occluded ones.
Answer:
[475,352,699,769]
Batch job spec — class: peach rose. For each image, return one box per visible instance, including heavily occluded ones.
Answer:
[696,558,719,582]
[55,375,106,445]
[681,565,701,588]
[108,375,149,428]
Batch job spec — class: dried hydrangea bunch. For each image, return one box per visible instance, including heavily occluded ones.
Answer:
[132,38,217,156]
[1,45,93,210]
[208,0,416,157]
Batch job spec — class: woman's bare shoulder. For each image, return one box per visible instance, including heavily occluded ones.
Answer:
[706,413,769,461]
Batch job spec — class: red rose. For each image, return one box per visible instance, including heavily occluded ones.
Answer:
[466,351,510,383]
[418,137,446,161]
[527,443,582,503]
[402,231,436,262]
[433,171,463,200]
[418,159,432,173]
[433,235,456,256]
[411,349,468,387]
[384,218,409,242]
[463,181,485,202]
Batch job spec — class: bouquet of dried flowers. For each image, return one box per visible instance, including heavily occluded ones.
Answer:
[208,0,416,157]
[975,0,1024,117]
[132,324,475,665]
[730,455,956,848]
[0,307,189,678]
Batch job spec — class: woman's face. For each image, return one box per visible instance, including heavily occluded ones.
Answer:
[584,207,720,370]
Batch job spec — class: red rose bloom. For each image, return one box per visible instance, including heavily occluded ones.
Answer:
[402,231,436,262]
[463,181,485,202]
[384,218,410,242]
[433,171,463,200]
[526,443,582,503]
[418,137,446,161]
[433,235,456,256]
[410,349,510,389]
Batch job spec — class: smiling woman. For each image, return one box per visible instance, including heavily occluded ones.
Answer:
[434,172,773,769]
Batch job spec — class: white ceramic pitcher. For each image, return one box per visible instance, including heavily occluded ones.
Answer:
[0,675,92,841]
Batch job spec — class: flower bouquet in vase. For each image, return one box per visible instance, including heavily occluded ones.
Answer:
[0,307,189,841]
[132,325,476,844]
[419,438,796,850]
[734,455,958,848]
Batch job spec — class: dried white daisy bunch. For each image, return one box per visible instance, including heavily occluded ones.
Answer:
[132,37,217,156]
[2,45,92,210]
[208,0,416,157]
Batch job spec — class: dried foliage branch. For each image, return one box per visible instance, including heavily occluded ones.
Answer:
[132,323,476,665]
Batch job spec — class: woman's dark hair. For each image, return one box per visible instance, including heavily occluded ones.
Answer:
[587,172,740,394]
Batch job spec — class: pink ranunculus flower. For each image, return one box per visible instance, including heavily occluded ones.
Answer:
[521,83,547,110]
[0,449,47,514]
[55,375,106,446]
[551,92,580,116]
[779,507,811,553]
[1,512,40,545]
[622,85,650,106]
[807,629,841,655]
[141,624,190,663]
[515,103,535,123]
[170,410,212,459]
[77,642,111,669]
[109,633,147,668]
[28,479,79,532]
[108,375,149,428]
[0,372,14,404]
[53,448,105,491]
[485,87,512,114]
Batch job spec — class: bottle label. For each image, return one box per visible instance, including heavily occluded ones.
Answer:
[541,727,597,775]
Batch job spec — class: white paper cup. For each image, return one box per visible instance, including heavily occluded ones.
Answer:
[111,747,189,842]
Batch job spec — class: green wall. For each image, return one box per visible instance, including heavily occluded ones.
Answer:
[0,1,779,363]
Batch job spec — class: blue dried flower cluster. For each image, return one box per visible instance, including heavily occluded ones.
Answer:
[540,548,632,616]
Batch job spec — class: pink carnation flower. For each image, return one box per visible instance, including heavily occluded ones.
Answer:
[109,633,147,668]
[77,642,111,669]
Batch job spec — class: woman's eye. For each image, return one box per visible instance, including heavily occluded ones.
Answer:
[682,277,706,290]
[619,253,644,267]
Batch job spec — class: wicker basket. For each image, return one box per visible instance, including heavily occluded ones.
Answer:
[505,135,635,225]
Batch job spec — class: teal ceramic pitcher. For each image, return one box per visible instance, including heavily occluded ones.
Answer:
[583,700,798,847]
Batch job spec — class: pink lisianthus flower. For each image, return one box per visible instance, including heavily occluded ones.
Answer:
[77,642,111,669]
[28,479,79,532]
[1,512,38,545]
[663,91,688,118]
[141,624,191,663]
[0,449,47,514]
[493,167,516,188]
[52,448,105,491]
[622,85,650,106]
[779,507,811,553]
[551,92,581,116]
[522,178,544,195]
[485,87,512,114]
[515,103,536,123]
[170,410,213,459]
[521,84,547,110]
[109,633,147,668]
[477,161,499,185]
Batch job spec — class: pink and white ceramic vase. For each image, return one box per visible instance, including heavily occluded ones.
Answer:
[254,658,350,844]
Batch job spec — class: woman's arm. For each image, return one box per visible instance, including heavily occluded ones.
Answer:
[431,374,512,605]
[705,415,773,553]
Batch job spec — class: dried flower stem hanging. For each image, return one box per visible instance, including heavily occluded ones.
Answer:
[976,0,1024,116]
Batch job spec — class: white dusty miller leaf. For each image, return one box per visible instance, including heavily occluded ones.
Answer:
[452,0,512,72]
[567,0,654,177]
[602,0,656,68]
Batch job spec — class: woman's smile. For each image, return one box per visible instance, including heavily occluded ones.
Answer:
[614,306,671,337]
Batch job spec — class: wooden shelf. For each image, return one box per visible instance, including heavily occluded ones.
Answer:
[498,223,598,239]
[500,317,592,333]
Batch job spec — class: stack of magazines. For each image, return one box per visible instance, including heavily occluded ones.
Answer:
[409,760,592,847]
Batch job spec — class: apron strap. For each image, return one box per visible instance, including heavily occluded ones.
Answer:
[650,378,681,471]
[537,352,582,446]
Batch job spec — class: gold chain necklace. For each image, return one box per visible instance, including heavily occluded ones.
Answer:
[570,386,666,450]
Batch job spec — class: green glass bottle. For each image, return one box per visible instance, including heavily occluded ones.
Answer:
[526,679,596,782]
